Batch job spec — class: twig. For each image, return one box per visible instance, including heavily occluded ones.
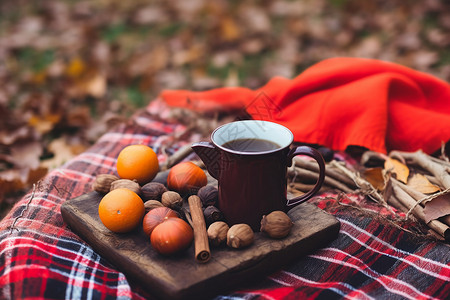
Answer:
[440,141,449,163]
[292,157,357,188]
[392,179,450,228]
[390,150,450,189]
[329,161,395,214]
[288,166,353,193]
[390,178,450,241]
[9,182,39,234]
[289,182,330,194]
[405,187,450,219]
[160,144,194,171]
[360,151,390,166]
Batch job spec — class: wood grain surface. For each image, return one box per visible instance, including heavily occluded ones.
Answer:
[61,192,340,300]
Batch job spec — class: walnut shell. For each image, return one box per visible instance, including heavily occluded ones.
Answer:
[161,191,183,209]
[227,224,254,249]
[144,200,164,213]
[92,174,119,193]
[260,211,293,239]
[110,179,141,195]
[141,182,167,201]
[197,185,218,207]
[207,221,229,247]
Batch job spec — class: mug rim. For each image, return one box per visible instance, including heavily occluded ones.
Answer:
[211,120,293,155]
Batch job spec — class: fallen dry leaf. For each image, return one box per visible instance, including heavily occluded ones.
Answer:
[82,71,107,98]
[423,193,450,223]
[40,137,87,170]
[407,173,441,194]
[0,167,47,197]
[219,16,241,41]
[28,113,61,134]
[384,157,410,184]
[363,167,387,191]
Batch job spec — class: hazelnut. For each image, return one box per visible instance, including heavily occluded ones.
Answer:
[92,174,119,193]
[227,224,254,249]
[144,200,164,213]
[161,191,183,209]
[197,185,218,207]
[207,221,229,247]
[141,182,167,201]
[260,211,293,239]
[110,179,141,195]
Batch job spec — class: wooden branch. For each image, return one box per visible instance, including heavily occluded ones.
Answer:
[328,161,393,210]
[289,182,331,194]
[390,150,450,189]
[292,157,357,189]
[188,195,211,263]
[160,144,194,171]
[360,151,389,166]
[288,167,353,193]
[390,178,450,241]
[386,194,410,214]
[392,179,450,229]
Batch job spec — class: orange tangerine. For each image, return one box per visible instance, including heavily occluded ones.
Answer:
[116,144,159,185]
[98,188,145,233]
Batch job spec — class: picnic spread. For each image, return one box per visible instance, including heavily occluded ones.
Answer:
[1,57,450,299]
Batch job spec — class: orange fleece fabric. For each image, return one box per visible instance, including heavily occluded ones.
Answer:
[160,57,450,154]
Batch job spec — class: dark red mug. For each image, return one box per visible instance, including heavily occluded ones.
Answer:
[192,120,325,231]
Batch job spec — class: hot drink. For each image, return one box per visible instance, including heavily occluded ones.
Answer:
[192,120,326,230]
[222,138,280,152]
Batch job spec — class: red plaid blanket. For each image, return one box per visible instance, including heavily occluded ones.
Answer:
[1,105,449,300]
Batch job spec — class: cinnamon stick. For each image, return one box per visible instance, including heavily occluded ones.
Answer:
[188,195,211,263]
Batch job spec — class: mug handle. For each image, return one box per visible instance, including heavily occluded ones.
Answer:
[286,146,326,207]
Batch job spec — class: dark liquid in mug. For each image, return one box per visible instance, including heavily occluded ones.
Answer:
[222,138,280,152]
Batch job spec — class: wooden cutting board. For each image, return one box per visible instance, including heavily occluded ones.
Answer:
[61,192,340,300]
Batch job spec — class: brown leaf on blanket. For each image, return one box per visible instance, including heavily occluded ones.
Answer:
[384,158,409,184]
[407,173,441,194]
[362,167,386,191]
[423,193,450,223]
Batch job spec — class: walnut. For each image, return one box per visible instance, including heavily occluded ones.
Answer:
[260,211,293,239]
[144,200,164,213]
[110,179,141,195]
[92,174,119,193]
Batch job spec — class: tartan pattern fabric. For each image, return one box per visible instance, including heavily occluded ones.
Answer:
[1,106,449,300]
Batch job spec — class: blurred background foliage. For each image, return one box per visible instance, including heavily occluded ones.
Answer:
[1,0,449,217]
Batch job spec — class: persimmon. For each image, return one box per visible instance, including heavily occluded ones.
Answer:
[142,207,179,236]
[116,144,159,185]
[98,188,145,233]
[167,161,207,194]
[150,218,193,255]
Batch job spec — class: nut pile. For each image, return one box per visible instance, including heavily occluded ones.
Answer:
[196,184,295,250]
[92,161,294,253]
